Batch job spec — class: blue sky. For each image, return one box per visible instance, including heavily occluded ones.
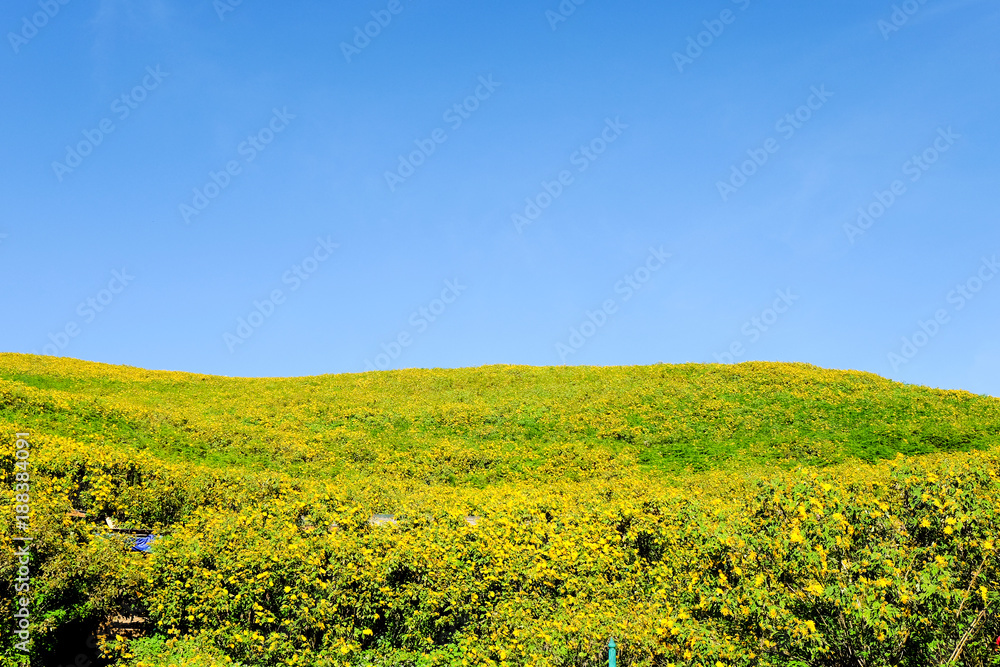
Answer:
[2,0,998,396]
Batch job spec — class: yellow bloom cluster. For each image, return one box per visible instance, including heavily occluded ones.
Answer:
[2,428,998,667]
[2,354,999,666]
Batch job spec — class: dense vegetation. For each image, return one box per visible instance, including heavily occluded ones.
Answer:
[1,354,998,666]
[2,354,998,479]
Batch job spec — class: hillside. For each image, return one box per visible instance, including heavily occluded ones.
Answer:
[1,354,998,483]
[2,354,1000,667]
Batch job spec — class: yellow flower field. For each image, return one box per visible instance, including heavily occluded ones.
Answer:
[1,354,998,666]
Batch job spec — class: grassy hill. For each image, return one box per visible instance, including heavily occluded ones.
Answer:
[1,353,998,482]
[2,354,1000,667]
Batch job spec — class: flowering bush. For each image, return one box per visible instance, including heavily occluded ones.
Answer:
[1,354,999,666]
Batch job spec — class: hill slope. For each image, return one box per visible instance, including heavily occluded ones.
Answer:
[3,354,1000,667]
[1,353,998,482]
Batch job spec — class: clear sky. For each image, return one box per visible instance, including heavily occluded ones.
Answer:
[2,0,998,396]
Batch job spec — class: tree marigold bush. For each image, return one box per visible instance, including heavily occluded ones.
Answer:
[1,355,999,666]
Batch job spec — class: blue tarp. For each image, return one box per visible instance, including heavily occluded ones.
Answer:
[129,534,158,553]
[93,532,159,553]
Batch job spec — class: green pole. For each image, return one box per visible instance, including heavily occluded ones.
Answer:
[608,637,617,667]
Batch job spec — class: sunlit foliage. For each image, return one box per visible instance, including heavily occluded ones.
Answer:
[1,354,998,666]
